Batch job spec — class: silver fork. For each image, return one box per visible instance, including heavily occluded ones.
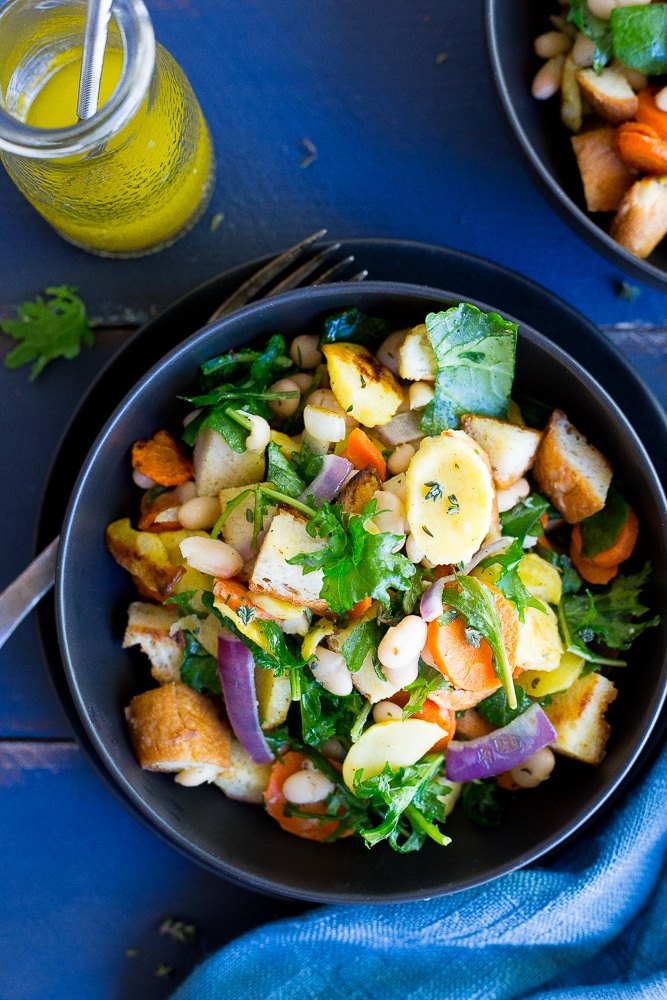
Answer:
[0,231,367,650]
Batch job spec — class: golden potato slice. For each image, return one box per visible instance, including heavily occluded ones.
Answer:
[322,342,403,426]
[342,719,445,789]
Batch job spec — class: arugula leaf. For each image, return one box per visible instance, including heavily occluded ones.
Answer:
[579,483,629,559]
[342,617,385,674]
[163,590,207,619]
[354,754,451,851]
[438,575,517,709]
[562,562,660,651]
[2,286,94,380]
[500,494,551,543]
[401,660,450,716]
[180,631,222,695]
[476,683,534,728]
[567,0,614,69]
[288,499,416,613]
[318,308,389,349]
[461,779,503,828]
[299,671,366,747]
[478,537,545,622]
[266,440,305,497]
[610,4,667,75]
[290,439,324,485]
[419,305,517,435]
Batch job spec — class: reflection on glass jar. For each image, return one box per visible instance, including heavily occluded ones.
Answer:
[0,0,216,257]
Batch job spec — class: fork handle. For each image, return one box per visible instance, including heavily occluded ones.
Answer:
[0,536,59,650]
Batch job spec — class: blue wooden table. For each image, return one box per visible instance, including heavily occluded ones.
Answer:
[1,1,666,997]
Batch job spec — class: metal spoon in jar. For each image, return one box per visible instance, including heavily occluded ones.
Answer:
[77,0,114,120]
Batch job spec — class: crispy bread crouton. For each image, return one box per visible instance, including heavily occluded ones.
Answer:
[397,324,437,381]
[122,601,184,683]
[571,127,636,212]
[610,175,667,258]
[532,409,612,523]
[338,465,382,514]
[214,740,273,803]
[544,672,618,764]
[126,682,231,781]
[459,414,542,489]
[193,427,265,496]
[575,67,638,124]
[248,508,328,612]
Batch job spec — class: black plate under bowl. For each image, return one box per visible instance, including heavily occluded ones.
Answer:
[53,278,667,903]
[485,0,667,294]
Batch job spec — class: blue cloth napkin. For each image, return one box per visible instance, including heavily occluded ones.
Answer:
[171,740,667,1000]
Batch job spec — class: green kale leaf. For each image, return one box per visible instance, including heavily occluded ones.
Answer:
[567,0,614,69]
[318,308,389,349]
[419,305,517,435]
[180,631,222,695]
[2,286,94,380]
[266,440,305,497]
[476,683,534,728]
[579,483,629,559]
[610,4,667,74]
[562,561,660,651]
[461,779,503,828]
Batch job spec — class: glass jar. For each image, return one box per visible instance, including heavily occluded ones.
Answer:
[0,0,215,257]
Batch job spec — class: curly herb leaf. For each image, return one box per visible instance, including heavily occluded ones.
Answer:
[562,561,660,651]
[2,286,94,380]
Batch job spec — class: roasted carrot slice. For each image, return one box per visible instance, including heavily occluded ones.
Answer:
[616,122,667,174]
[131,429,194,487]
[635,88,667,143]
[263,751,349,842]
[340,427,387,481]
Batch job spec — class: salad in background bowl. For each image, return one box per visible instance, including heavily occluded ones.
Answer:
[56,282,667,901]
[486,0,667,293]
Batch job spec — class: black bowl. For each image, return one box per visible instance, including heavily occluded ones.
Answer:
[56,281,667,902]
[485,0,667,294]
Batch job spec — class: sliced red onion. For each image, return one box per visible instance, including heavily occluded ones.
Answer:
[373,411,424,446]
[217,633,274,764]
[445,703,557,782]
[299,454,353,503]
[419,536,516,622]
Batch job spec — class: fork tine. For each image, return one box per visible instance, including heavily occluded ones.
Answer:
[265,243,343,296]
[310,254,357,285]
[207,229,327,322]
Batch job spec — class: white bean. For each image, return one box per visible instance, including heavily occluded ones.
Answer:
[311,647,353,696]
[572,32,596,67]
[373,700,403,723]
[405,532,425,564]
[382,656,420,688]
[408,381,435,410]
[382,473,407,502]
[174,764,221,786]
[372,490,408,536]
[387,443,415,477]
[179,536,243,578]
[656,86,667,113]
[534,30,572,59]
[303,405,346,444]
[245,413,271,452]
[268,378,301,419]
[378,615,428,670]
[531,54,565,100]
[291,371,314,393]
[289,334,323,370]
[178,495,221,530]
[376,330,406,374]
[588,0,649,18]
[496,477,530,514]
[174,480,198,503]
[182,408,201,427]
[133,469,156,490]
[509,747,556,788]
[282,767,335,805]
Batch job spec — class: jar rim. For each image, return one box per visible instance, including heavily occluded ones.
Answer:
[0,0,156,157]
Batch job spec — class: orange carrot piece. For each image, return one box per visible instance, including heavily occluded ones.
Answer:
[131,429,194,487]
[348,596,373,621]
[426,583,519,693]
[263,751,350,842]
[212,578,273,620]
[138,489,181,532]
[341,427,387,481]
[616,123,667,174]
[413,699,455,752]
[569,505,638,584]
[569,532,619,585]
[635,88,667,142]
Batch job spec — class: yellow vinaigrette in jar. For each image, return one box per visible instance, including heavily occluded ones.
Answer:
[0,0,215,257]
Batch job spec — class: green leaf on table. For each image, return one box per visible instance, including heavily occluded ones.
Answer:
[2,286,94,380]
[419,305,517,435]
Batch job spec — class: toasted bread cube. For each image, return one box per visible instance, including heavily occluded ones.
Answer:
[248,509,328,612]
[214,740,273,803]
[575,66,638,124]
[126,681,231,780]
[322,342,403,427]
[122,601,184,683]
[397,324,437,381]
[337,465,382,515]
[459,414,542,489]
[543,672,618,764]
[194,427,265,496]
[610,175,667,258]
[532,409,612,523]
[571,127,636,213]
